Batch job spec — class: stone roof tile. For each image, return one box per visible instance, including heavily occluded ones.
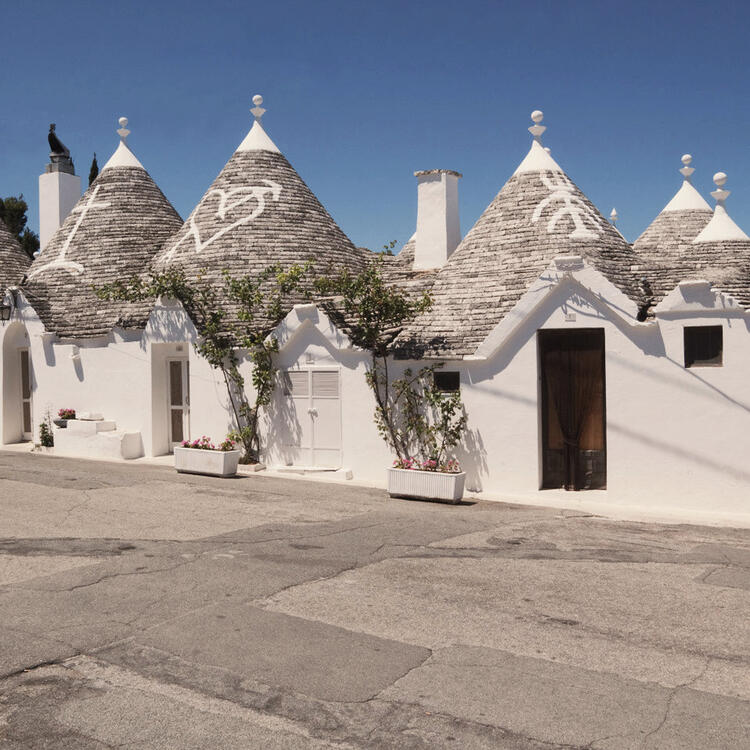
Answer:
[0,216,31,292]
[23,165,182,338]
[396,167,643,358]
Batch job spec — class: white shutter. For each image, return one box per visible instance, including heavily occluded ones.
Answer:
[312,371,339,399]
[284,371,309,397]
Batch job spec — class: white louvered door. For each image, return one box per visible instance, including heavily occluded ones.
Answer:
[310,370,342,468]
[284,369,341,468]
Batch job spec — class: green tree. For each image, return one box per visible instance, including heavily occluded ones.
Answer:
[96,263,309,462]
[0,195,40,259]
[314,252,465,464]
[88,154,99,186]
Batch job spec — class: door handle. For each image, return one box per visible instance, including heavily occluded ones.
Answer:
[307,408,318,416]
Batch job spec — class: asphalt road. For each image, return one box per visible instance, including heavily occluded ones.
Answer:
[0,451,748,749]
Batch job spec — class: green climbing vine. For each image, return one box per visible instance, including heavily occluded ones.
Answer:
[96,263,309,462]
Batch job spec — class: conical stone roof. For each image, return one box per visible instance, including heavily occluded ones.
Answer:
[398,116,642,358]
[636,168,750,309]
[153,106,365,331]
[0,215,31,292]
[24,127,182,338]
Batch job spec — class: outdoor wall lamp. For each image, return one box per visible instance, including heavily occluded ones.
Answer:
[0,286,19,322]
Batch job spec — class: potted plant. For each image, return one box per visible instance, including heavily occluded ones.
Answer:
[38,419,54,452]
[173,436,241,477]
[315,255,468,503]
[54,408,76,428]
[388,456,465,503]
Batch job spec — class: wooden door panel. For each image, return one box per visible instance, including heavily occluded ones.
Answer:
[539,329,606,490]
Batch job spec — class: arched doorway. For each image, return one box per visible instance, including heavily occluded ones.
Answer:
[2,321,33,443]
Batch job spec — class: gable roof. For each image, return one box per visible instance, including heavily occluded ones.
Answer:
[396,125,642,358]
[152,114,366,331]
[0,216,31,292]
[23,138,182,338]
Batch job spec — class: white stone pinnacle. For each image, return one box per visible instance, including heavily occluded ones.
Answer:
[528,109,546,141]
[610,208,618,225]
[693,170,750,242]
[679,153,695,180]
[711,172,730,203]
[116,116,130,144]
[251,94,266,122]
[662,153,711,213]
[102,116,144,171]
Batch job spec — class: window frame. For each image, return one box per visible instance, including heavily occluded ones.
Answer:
[433,370,461,393]
[683,325,723,368]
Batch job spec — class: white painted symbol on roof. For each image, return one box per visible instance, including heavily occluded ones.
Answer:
[28,186,111,279]
[531,173,602,241]
[164,180,282,260]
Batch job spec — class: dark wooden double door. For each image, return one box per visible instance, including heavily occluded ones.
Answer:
[539,329,606,490]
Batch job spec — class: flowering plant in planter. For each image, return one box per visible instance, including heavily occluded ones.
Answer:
[58,408,76,420]
[180,435,237,452]
[174,435,241,477]
[316,254,468,503]
[393,457,462,474]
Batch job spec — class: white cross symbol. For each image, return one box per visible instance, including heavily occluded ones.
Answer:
[28,185,112,279]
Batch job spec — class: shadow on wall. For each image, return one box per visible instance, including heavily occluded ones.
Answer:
[144,302,198,351]
[457,426,488,493]
[263,372,303,465]
[608,417,750,485]
[72,349,84,381]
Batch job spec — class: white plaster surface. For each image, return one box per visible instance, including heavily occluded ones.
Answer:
[512,139,563,175]
[101,141,145,171]
[236,120,281,153]
[413,170,461,270]
[38,170,81,250]
[662,180,712,212]
[693,204,750,242]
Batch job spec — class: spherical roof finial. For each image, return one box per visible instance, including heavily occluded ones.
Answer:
[681,154,692,166]
[528,110,546,142]
[116,116,131,144]
[714,171,727,187]
[251,94,266,122]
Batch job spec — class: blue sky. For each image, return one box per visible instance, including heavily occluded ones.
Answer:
[2,0,750,248]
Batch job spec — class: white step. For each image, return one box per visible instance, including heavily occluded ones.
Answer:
[66,419,117,436]
[54,427,143,460]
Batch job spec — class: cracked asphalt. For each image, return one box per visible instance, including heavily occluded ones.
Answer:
[0,451,749,748]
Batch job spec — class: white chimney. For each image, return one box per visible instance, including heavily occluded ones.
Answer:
[413,169,461,270]
[39,125,81,250]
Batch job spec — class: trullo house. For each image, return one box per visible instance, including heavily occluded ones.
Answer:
[2,100,750,522]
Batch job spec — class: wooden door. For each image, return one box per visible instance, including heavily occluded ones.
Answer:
[539,329,606,490]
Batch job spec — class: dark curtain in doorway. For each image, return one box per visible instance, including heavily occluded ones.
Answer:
[540,330,606,490]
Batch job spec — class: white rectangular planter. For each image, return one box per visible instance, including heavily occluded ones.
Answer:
[174,448,241,477]
[387,468,466,503]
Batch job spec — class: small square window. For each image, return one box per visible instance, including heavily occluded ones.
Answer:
[434,371,460,392]
[684,326,723,368]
